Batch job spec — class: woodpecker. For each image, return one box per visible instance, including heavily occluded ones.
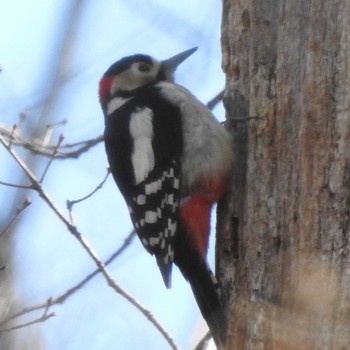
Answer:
[99,47,233,347]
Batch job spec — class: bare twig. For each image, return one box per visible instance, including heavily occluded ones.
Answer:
[0,303,55,332]
[41,120,67,147]
[0,198,32,237]
[0,299,53,328]
[0,125,103,158]
[8,124,18,148]
[0,134,179,350]
[68,229,179,350]
[0,181,32,189]
[53,135,104,158]
[59,137,103,149]
[67,169,111,212]
[0,125,103,159]
[39,133,64,183]
[194,331,212,350]
[0,135,71,227]
[207,90,224,110]
[54,230,135,304]
[0,231,135,327]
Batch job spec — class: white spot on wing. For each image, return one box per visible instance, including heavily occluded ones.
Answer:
[136,194,146,205]
[129,107,155,184]
[168,220,177,237]
[149,236,160,247]
[145,179,162,194]
[145,211,158,223]
[167,194,174,205]
[173,178,180,189]
[161,239,165,249]
[164,246,174,264]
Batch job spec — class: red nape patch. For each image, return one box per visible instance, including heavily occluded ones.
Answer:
[180,195,212,259]
[98,76,114,103]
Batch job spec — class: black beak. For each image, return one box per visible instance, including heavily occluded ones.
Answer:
[162,47,198,74]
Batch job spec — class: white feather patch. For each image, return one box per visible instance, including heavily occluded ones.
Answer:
[145,210,158,224]
[107,96,132,115]
[129,107,155,184]
[145,179,162,194]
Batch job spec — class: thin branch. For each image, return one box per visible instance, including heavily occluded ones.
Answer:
[0,134,179,350]
[194,331,212,350]
[0,135,72,227]
[0,314,55,332]
[0,231,136,327]
[0,125,103,159]
[55,230,135,304]
[0,180,32,189]
[207,90,224,110]
[8,124,18,149]
[59,137,103,149]
[0,299,53,328]
[39,133,64,183]
[67,169,111,212]
[69,229,180,350]
[52,135,104,158]
[42,120,67,146]
[0,198,32,237]
[0,303,55,333]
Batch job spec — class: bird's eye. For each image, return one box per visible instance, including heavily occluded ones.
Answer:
[138,63,151,73]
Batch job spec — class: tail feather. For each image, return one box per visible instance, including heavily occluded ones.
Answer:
[157,258,172,288]
[187,260,227,348]
[174,238,227,348]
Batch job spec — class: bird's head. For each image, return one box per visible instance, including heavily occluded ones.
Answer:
[98,47,197,106]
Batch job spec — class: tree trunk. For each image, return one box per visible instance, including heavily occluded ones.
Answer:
[218,0,350,348]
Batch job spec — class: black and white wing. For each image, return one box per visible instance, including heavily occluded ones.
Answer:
[104,86,183,287]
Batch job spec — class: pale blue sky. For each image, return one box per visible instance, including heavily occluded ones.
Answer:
[0,1,224,349]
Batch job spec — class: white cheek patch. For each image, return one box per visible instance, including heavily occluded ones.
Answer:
[110,60,161,93]
[129,107,155,184]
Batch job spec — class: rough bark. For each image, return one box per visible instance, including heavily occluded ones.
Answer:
[218,0,350,348]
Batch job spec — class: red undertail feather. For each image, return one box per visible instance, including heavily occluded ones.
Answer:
[180,175,229,258]
[180,194,211,258]
[201,175,229,202]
